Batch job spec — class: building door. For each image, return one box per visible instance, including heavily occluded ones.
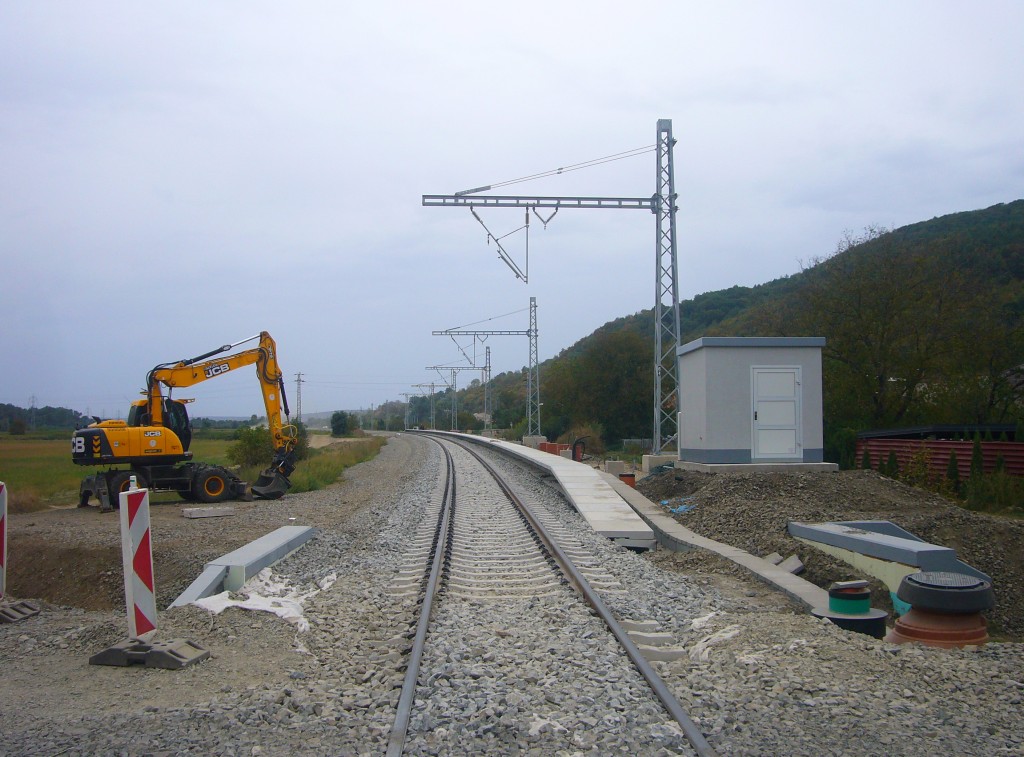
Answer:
[752,367,801,460]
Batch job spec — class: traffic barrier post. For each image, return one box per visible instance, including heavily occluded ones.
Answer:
[0,482,41,623]
[90,480,209,668]
[1,481,6,602]
[119,485,157,639]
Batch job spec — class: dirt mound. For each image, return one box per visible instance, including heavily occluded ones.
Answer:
[637,468,1024,640]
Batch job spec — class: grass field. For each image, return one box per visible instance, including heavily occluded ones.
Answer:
[0,431,385,513]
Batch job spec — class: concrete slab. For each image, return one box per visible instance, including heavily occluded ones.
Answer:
[182,506,236,519]
[168,525,317,607]
[788,521,990,582]
[217,526,318,590]
[604,460,627,475]
[449,434,656,548]
[642,455,677,473]
[600,471,830,611]
[168,565,229,609]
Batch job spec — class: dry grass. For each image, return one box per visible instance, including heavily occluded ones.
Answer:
[0,434,235,513]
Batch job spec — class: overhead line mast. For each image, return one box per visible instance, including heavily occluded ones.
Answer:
[433,297,540,437]
[422,120,681,453]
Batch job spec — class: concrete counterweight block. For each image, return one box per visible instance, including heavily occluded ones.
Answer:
[885,571,995,649]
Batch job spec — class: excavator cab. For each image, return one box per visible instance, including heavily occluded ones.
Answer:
[127,398,192,451]
[163,400,192,452]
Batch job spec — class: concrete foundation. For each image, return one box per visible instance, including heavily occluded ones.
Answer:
[676,461,838,473]
[642,454,677,473]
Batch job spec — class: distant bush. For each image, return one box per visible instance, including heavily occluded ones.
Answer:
[558,422,606,455]
[227,427,274,467]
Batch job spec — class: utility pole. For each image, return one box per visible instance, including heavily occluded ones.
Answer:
[423,119,681,453]
[412,383,438,429]
[653,119,681,455]
[424,366,479,431]
[432,297,540,436]
[294,373,304,424]
[400,392,426,429]
[483,346,492,428]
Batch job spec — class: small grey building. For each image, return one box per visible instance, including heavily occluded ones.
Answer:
[676,337,836,471]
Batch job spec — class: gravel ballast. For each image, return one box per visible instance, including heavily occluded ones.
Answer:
[1,435,1021,755]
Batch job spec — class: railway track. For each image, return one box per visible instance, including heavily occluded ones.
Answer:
[386,434,716,756]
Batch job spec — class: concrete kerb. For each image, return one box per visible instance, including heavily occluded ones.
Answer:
[169,526,317,609]
[600,471,831,611]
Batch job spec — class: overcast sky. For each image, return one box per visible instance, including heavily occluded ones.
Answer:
[2,2,1022,420]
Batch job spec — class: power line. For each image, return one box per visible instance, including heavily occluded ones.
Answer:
[457,145,656,196]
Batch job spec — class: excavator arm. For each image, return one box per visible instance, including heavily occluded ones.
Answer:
[145,331,298,498]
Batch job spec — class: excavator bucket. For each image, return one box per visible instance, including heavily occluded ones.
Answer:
[251,468,291,500]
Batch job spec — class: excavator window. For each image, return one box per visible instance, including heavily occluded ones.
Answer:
[164,400,192,451]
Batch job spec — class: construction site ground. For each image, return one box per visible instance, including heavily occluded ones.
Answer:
[636,467,1024,641]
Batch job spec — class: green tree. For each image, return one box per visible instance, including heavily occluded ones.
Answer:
[970,434,984,479]
[330,411,349,437]
[945,450,961,494]
[227,426,274,467]
[790,229,977,427]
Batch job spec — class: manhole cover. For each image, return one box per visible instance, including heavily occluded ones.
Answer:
[907,572,986,590]
[897,571,994,613]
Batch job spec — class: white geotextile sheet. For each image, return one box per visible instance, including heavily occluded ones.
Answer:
[193,567,337,632]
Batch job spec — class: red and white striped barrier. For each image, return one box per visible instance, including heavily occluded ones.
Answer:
[119,484,157,639]
[91,481,208,667]
[1,481,7,602]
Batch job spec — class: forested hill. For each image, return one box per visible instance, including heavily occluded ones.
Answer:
[469,200,1024,455]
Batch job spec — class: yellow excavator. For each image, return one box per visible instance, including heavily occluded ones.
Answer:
[73,331,298,510]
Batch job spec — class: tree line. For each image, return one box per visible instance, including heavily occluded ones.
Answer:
[405,200,1024,457]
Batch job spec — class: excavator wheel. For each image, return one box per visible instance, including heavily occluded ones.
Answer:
[107,471,140,508]
[193,468,232,504]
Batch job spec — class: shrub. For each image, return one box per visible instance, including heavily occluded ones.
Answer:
[558,422,606,455]
[880,450,899,478]
[901,446,933,489]
[945,450,961,495]
[227,426,274,467]
[970,434,984,478]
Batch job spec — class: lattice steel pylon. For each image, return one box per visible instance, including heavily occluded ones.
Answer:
[423,120,679,451]
[412,383,437,429]
[527,297,540,436]
[431,298,540,437]
[654,119,681,453]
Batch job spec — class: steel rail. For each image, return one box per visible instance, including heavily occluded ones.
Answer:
[390,433,717,756]
[454,439,718,757]
[385,440,455,757]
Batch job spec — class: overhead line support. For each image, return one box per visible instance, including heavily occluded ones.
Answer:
[422,120,680,452]
[423,195,655,211]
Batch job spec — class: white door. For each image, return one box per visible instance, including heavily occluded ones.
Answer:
[751,367,801,460]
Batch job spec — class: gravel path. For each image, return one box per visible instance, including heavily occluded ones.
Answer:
[1,435,1021,755]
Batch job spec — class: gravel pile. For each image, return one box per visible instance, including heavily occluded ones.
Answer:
[638,468,1024,640]
[1,436,1022,755]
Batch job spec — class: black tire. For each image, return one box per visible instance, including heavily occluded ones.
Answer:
[107,471,136,508]
[193,468,231,503]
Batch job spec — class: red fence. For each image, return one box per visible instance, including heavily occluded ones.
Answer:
[538,442,571,456]
[855,439,1024,479]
